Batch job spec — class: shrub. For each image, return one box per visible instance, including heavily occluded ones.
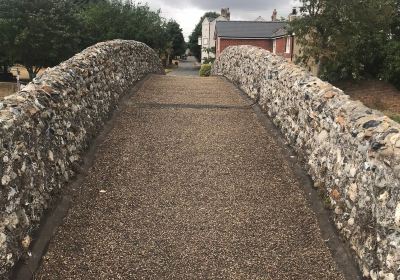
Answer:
[199,64,212,77]
[392,114,400,123]
[381,41,400,89]
[203,57,215,64]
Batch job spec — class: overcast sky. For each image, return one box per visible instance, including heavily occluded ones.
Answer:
[145,0,301,40]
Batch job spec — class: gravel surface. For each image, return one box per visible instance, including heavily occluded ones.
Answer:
[36,75,345,279]
[167,57,200,77]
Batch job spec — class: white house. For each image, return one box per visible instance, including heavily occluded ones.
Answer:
[199,8,230,62]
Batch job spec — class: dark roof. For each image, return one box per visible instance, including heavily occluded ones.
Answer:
[215,21,288,39]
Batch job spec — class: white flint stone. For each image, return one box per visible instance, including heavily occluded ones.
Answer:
[1,175,11,186]
[0,40,164,277]
[0,233,6,247]
[348,183,358,202]
[395,203,400,228]
[378,192,389,202]
[48,151,54,162]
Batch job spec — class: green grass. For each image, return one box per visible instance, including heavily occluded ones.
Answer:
[383,111,400,123]
[390,114,400,123]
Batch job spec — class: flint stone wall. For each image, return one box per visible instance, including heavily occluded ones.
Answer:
[0,40,163,277]
[213,45,400,280]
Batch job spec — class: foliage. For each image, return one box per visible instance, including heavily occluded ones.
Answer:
[199,64,212,77]
[384,0,400,89]
[0,0,82,79]
[72,0,107,5]
[165,20,186,57]
[290,0,395,82]
[203,57,215,64]
[79,1,167,51]
[390,114,400,123]
[188,12,219,61]
[380,40,400,89]
[391,0,400,40]
[0,0,185,80]
[202,47,216,64]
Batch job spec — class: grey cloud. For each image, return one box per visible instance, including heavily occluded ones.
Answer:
[183,0,292,12]
[156,0,295,20]
[146,0,296,39]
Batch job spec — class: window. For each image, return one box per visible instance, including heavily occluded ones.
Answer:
[203,38,209,46]
[273,40,276,54]
[285,37,291,53]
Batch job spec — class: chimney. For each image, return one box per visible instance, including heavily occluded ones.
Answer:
[288,7,298,22]
[221,8,231,20]
[271,9,277,21]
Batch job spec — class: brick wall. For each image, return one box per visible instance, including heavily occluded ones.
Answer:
[217,38,272,56]
[217,37,292,60]
[275,37,291,59]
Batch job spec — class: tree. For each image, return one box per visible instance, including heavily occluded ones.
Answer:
[380,0,400,88]
[188,12,219,61]
[0,8,15,76]
[79,1,166,51]
[0,0,186,81]
[0,0,82,80]
[290,0,394,81]
[72,0,106,6]
[165,20,186,58]
[391,0,400,39]
[381,41,400,88]
[202,47,216,64]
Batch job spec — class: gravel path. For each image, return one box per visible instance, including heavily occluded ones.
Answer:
[36,75,347,279]
[167,56,199,76]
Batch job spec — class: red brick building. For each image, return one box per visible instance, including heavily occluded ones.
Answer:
[215,21,294,60]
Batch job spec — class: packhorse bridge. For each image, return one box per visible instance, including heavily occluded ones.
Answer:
[0,40,399,279]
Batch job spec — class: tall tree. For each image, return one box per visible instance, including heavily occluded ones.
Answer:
[188,12,219,61]
[79,1,166,51]
[380,0,400,88]
[290,0,394,81]
[0,8,15,76]
[391,0,400,39]
[0,0,82,80]
[165,20,186,58]
[72,0,106,6]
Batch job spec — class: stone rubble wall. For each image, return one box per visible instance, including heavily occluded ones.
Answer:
[0,40,164,277]
[213,45,400,280]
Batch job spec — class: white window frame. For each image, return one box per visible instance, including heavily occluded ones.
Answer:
[203,38,209,46]
[285,37,291,53]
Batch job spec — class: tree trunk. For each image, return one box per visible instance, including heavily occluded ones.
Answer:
[26,66,35,80]
[34,66,41,77]
[316,56,327,78]
[26,66,41,80]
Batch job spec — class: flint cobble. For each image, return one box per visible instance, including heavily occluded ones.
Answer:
[0,40,163,278]
[213,45,400,280]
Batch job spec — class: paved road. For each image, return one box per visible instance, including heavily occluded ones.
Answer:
[36,75,352,279]
[168,56,199,76]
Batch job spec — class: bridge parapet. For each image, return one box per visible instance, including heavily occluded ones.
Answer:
[0,40,163,277]
[213,45,400,280]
